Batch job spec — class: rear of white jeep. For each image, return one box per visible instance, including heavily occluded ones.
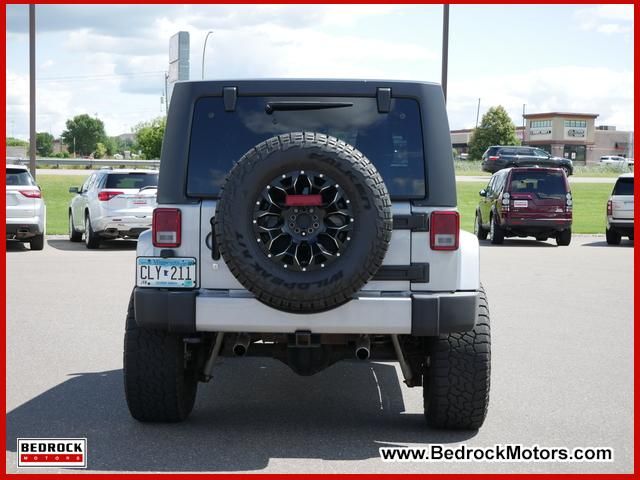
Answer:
[124,80,490,430]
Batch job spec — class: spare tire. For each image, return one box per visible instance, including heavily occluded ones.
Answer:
[215,132,392,313]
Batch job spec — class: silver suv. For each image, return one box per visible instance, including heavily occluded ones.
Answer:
[124,80,490,430]
[606,173,634,244]
[68,169,158,248]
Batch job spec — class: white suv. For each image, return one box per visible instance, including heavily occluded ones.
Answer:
[68,169,158,249]
[6,164,46,250]
[606,172,634,244]
[600,155,633,169]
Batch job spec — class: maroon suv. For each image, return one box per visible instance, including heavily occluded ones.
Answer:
[474,167,572,246]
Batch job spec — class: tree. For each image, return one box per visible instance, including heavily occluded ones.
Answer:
[6,137,28,147]
[468,106,520,160]
[133,117,166,159]
[36,132,54,157]
[61,114,106,156]
[94,142,107,159]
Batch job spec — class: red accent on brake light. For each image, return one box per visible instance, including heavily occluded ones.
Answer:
[19,189,41,198]
[488,156,500,161]
[430,211,460,251]
[607,200,613,216]
[285,194,323,207]
[153,208,181,247]
[98,190,124,201]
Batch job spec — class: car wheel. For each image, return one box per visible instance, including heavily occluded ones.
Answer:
[556,228,571,246]
[561,166,571,177]
[489,214,504,245]
[84,214,100,249]
[69,212,82,242]
[606,227,621,245]
[215,132,392,314]
[423,285,491,430]
[474,211,488,240]
[123,292,198,422]
[30,234,45,251]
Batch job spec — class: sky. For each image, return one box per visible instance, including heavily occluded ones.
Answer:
[5,4,635,140]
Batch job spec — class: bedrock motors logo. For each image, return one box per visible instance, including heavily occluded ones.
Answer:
[17,438,87,468]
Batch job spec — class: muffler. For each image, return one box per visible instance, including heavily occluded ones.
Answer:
[355,335,371,360]
[233,333,250,356]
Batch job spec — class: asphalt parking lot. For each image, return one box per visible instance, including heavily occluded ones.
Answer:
[6,235,634,473]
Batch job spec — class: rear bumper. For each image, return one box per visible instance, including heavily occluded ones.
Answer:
[6,217,44,239]
[95,215,151,236]
[133,287,479,336]
[481,161,504,173]
[503,217,571,233]
[608,220,634,236]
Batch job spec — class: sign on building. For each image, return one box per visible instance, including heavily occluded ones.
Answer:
[167,31,190,105]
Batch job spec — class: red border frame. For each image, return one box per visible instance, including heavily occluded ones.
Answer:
[2,1,637,477]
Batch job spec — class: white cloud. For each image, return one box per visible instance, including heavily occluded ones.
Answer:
[448,66,634,131]
[576,5,634,34]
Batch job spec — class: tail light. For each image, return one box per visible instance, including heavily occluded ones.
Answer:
[607,199,613,216]
[488,155,500,161]
[500,192,510,212]
[153,208,181,247]
[19,189,41,198]
[430,211,459,251]
[98,190,124,201]
[566,192,573,212]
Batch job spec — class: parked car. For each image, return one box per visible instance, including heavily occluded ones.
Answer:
[605,172,634,244]
[123,79,491,430]
[6,164,46,250]
[475,167,572,246]
[600,155,633,169]
[68,168,158,249]
[481,146,573,176]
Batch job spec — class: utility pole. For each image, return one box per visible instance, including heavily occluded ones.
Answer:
[475,98,481,129]
[522,104,526,144]
[29,4,36,178]
[441,4,450,103]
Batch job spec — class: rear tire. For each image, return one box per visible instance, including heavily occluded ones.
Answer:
[69,212,82,242]
[556,228,571,246]
[424,286,491,430]
[84,214,100,249]
[474,211,488,240]
[489,214,504,244]
[123,293,198,422]
[561,166,571,177]
[606,228,621,245]
[30,234,44,251]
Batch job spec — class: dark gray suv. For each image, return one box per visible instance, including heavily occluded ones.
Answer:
[481,146,573,176]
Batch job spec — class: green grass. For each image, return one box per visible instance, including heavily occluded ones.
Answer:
[37,174,614,235]
[456,182,612,234]
[38,174,89,234]
[454,160,629,178]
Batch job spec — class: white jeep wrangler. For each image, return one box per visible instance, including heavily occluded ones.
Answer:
[124,80,490,430]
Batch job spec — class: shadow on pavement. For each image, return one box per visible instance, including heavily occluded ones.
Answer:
[480,239,556,248]
[7,358,476,472]
[47,239,137,252]
[582,240,634,248]
[5,240,30,253]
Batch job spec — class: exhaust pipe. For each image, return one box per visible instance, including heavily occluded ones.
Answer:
[233,333,250,356]
[355,335,371,360]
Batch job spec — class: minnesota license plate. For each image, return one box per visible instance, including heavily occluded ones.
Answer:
[136,257,196,288]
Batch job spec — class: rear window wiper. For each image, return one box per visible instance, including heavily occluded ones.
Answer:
[265,101,353,114]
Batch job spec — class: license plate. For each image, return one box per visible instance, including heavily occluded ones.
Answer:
[136,257,196,288]
[513,200,528,208]
[129,197,150,207]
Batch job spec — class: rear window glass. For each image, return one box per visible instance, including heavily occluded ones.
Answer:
[105,173,158,189]
[187,96,426,199]
[509,171,567,198]
[613,177,633,196]
[6,168,35,186]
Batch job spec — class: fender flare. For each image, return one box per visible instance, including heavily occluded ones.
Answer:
[457,230,480,290]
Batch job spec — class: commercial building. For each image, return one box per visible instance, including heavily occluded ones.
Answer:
[452,111,634,165]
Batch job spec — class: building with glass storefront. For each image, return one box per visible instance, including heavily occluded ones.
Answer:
[451,111,634,165]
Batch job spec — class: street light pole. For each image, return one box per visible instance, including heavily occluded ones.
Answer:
[201,31,214,80]
[441,4,450,104]
[29,4,36,179]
